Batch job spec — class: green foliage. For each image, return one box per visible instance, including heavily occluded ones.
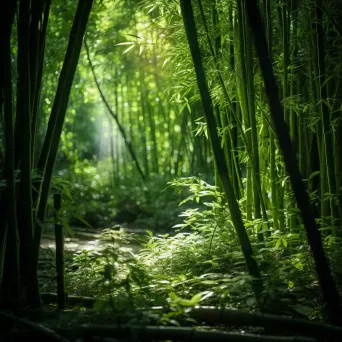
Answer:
[61,178,322,318]
[53,158,191,230]
[64,228,157,312]
[2,0,342,321]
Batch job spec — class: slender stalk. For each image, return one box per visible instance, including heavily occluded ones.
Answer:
[0,0,20,307]
[30,0,51,166]
[30,0,94,308]
[314,1,339,233]
[180,0,263,305]
[16,0,34,300]
[244,5,263,240]
[245,0,342,324]
[85,42,145,181]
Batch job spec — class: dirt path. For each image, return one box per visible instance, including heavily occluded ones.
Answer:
[40,225,145,252]
[38,225,145,286]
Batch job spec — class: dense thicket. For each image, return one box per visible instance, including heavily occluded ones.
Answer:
[0,0,342,327]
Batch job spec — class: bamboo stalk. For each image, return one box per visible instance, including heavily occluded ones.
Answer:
[0,0,19,307]
[16,0,35,301]
[54,193,66,311]
[30,0,94,308]
[314,0,339,234]
[180,0,263,305]
[244,0,342,324]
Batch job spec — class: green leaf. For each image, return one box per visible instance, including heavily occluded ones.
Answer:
[62,219,74,237]
[72,213,92,228]
[168,292,179,302]
[162,56,172,69]
[178,292,202,307]
[173,224,186,229]
[146,5,156,14]
[293,261,303,270]
[62,185,73,200]
[308,171,320,181]
[126,34,142,39]
[139,45,145,55]
[122,44,136,54]
[200,291,214,302]
[200,280,216,285]
[115,41,135,46]
[146,230,153,237]
[185,101,191,113]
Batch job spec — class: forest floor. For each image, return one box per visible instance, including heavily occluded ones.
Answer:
[38,224,145,292]
[40,224,144,252]
[4,226,337,341]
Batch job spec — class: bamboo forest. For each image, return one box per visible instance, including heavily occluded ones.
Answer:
[1,0,342,340]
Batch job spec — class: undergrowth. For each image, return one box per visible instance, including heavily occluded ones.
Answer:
[53,158,201,231]
[51,176,341,322]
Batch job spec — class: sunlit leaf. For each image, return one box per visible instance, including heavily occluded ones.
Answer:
[139,45,145,55]
[115,41,135,46]
[162,56,172,69]
[122,44,136,54]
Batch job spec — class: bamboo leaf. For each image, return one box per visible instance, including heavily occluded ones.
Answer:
[199,291,214,302]
[72,213,92,228]
[308,171,320,181]
[177,292,202,306]
[62,185,73,200]
[115,41,135,46]
[122,44,136,54]
[126,34,142,39]
[139,45,145,55]
[147,5,156,14]
[162,56,172,69]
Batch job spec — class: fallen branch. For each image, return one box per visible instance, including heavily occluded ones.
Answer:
[39,295,342,339]
[56,324,315,342]
[186,306,342,340]
[0,311,71,342]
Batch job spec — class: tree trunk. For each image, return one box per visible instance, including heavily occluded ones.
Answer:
[180,0,263,306]
[30,0,94,308]
[244,0,342,325]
